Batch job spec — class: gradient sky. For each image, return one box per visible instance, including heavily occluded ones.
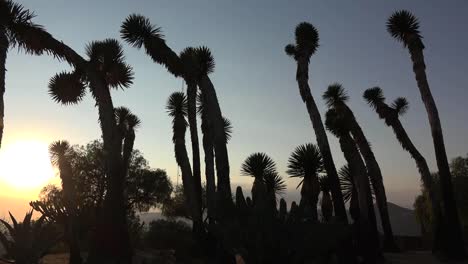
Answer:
[2,0,468,214]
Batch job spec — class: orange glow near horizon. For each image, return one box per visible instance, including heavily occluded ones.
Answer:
[0,140,58,200]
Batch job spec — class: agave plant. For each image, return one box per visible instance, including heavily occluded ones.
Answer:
[0,211,60,264]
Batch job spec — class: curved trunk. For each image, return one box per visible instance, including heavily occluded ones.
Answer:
[346,107,397,251]
[87,76,131,264]
[200,101,216,222]
[339,133,380,263]
[408,45,465,258]
[0,29,7,148]
[379,106,443,251]
[295,57,348,224]
[198,75,233,218]
[186,81,203,220]
[321,191,333,222]
[172,115,203,232]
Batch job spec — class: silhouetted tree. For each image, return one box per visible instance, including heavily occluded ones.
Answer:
[49,140,81,264]
[323,83,397,251]
[166,92,203,234]
[339,165,360,222]
[387,10,465,258]
[319,175,333,222]
[364,87,443,251]
[285,22,348,225]
[286,143,323,222]
[325,109,381,263]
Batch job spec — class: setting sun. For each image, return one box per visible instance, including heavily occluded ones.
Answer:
[0,140,56,192]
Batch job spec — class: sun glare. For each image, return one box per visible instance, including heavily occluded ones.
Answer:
[0,140,56,192]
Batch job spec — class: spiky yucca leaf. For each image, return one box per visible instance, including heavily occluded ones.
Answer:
[264,171,287,196]
[222,116,232,143]
[166,92,187,118]
[338,165,354,203]
[194,46,215,76]
[48,71,86,105]
[392,97,409,116]
[287,143,323,179]
[363,87,385,109]
[49,140,71,166]
[319,175,331,192]
[115,106,131,127]
[387,10,422,47]
[127,113,141,130]
[325,109,349,137]
[120,14,164,49]
[241,152,277,180]
[295,22,319,54]
[323,83,349,108]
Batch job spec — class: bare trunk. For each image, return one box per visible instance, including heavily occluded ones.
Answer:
[299,175,320,221]
[295,58,348,224]
[409,45,465,258]
[321,191,333,222]
[386,113,443,251]
[339,134,380,263]
[187,81,203,220]
[347,109,397,251]
[87,76,131,264]
[201,103,216,222]
[198,75,233,218]
[122,131,135,178]
[0,29,7,148]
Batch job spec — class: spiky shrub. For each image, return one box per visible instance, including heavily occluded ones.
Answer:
[0,211,60,264]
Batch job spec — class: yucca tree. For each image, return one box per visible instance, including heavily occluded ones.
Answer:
[387,10,465,258]
[49,140,81,264]
[121,16,233,218]
[285,22,348,224]
[241,152,276,206]
[166,92,203,233]
[48,39,134,263]
[115,106,141,178]
[264,171,286,210]
[325,109,381,263]
[0,0,48,147]
[0,211,60,264]
[286,143,323,221]
[339,165,360,222]
[323,83,397,251]
[319,175,333,222]
[364,86,443,250]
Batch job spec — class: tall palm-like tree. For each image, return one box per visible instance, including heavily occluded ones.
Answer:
[115,106,141,178]
[49,140,81,264]
[121,16,233,218]
[323,83,397,251]
[364,87,443,251]
[264,171,286,210]
[166,92,203,233]
[319,175,333,222]
[48,39,134,264]
[241,152,276,205]
[387,10,465,258]
[285,22,348,224]
[286,143,323,221]
[0,0,47,147]
[325,109,381,263]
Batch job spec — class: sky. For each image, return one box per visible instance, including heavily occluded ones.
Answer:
[1,0,468,216]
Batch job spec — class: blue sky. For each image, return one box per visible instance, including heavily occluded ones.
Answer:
[3,0,468,209]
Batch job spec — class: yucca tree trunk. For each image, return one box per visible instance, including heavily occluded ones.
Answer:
[0,29,7,148]
[347,113,397,251]
[321,191,333,222]
[295,57,348,224]
[408,45,465,258]
[122,130,135,177]
[172,115,203,234]
[198,75,233,218]
[339,133,381,263]
[201,103,216,222]
[382,112,443,251]
[299,176,320,221]
[87,76,131,264]
[186,81,203,220]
